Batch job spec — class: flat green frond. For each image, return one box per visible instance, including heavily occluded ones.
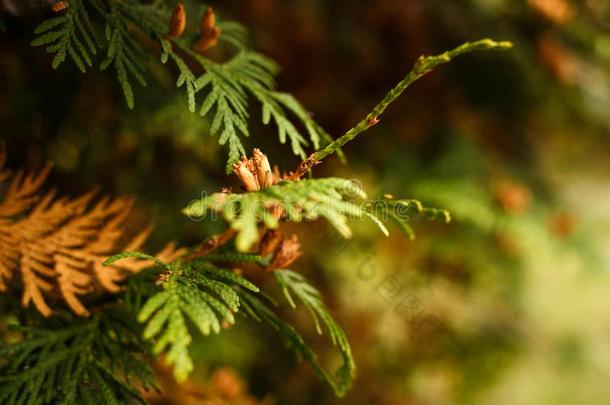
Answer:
[31,0,99,73]
[272,92,337,151]
[116,0,168,36]
[31,1,331,166]
[274,270,355,392]
[0,313,153,405]
[160,39,199,113]
[275,270,348,339]
[246,83,309,158]
[184,178,369,251]
[238,289,354,397]
[193,252,264,264]
[363,197,451,241]
[230,52,332,161]
[197,59,250,169]
[134,260,259,381]
[185,178,451,249]
[191,261,261,292]
[162,47,330,169]
[218,21,248,49]
[101,2,148,109]
[138,281,197,380]
[227,51,279,89]
[103,251,171,270]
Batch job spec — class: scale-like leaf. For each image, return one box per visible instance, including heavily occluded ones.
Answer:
[106,253,259,382]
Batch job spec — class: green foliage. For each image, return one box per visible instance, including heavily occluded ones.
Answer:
[275,269,348,337]
[185,177,367,250]
[216,21,248,49]
[363,196,451,240]
[193,252,264,264]
[185,177,450,251]
[31,0,100,72]
[104,252,259,382]
[160,39,199,113]
[238,288,353,397]
[24,10,514,398]
[161,42,332,169]
[31,0,332,167]
[0,312,155,405]
[100,1,148,109]
[31,0,151,108]
[274,270,355,394]
[104,251,358,395]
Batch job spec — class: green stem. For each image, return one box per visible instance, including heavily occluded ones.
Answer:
[311,39,513,162]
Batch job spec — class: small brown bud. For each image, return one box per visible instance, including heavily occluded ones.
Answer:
[268,234,301,271]
[259,229,282,258]
[52,1,67,12]
[253,148,273,188]
[193,6,221,53]
[233,160,259,191]
[201,6,216,32]
[166,3,186,40]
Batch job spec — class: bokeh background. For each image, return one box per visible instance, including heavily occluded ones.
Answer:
[2,0,610,404]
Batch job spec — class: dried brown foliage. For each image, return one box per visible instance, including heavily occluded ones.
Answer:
[260,230,302,272]
[0,150,185,317]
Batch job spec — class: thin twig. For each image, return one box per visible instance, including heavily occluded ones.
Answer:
[188,228,237,259]
[291,39,513,175]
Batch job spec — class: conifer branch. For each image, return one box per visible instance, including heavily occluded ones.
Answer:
[23,7,517,401]
[0,150,185,317]
[185,149,451,252]
[31,1,334,168]
[0,311,156,404]
[274,270,355,395]
[296,39,513,169]
[104,254,259,382]
[238,289,354,397]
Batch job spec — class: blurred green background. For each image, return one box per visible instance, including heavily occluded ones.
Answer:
[2,0,610,404]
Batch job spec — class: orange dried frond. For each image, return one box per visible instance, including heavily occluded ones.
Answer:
[0,163,52,217]
[0,157,183,317]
